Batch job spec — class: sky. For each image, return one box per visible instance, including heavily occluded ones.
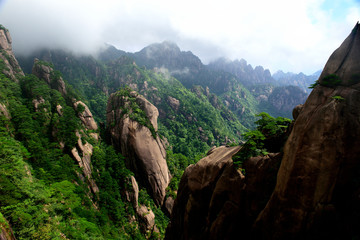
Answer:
[0,0,359,74]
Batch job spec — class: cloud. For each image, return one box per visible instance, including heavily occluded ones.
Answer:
[0,0,359,74]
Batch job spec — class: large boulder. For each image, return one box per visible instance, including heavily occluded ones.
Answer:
[165,146,282,240]
[253,22,360,239]
[107,90,170,206]
[166,146,243,240]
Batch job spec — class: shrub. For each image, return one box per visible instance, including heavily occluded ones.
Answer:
[233,112,291,169]
[321,74,341,87]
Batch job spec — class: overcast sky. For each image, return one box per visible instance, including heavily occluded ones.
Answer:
[0,0,359,74]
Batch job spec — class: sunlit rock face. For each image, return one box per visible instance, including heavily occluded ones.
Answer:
[107,91,170,206]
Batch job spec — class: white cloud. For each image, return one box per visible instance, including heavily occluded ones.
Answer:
[0,0,359,74]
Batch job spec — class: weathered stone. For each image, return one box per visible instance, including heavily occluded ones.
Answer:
[166,144,285,240]
[32,97,46,112]
[163,196,175,216]
[166,146,243,240]
[292,104,303,120]
[107,91,170,206]
[71,132,99,194]
[0,103,10,119]
[254,22,360,239]
[167,96,180,111]
[0,27,24,81]
[125,176,139,210]
[137,205,156,232]
[74,101,98,131]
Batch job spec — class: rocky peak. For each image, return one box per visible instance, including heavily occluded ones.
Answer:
[0,25,24,81]
[143,41,181,55]
[106,90,171,206]
[318,22,360,88]
[134,41,203,72]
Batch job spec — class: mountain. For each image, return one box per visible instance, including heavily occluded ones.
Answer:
[272,70,321,93]
[166,22,360,239]
[208,57,275,87]
[0,25,171,239]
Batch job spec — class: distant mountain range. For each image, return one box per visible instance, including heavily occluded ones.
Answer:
[17,41,317,127]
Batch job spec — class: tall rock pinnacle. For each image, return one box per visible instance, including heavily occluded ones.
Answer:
[253,22,360,239]
[107,89,171,206]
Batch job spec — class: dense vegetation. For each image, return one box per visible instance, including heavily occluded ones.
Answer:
[0,61,168,239]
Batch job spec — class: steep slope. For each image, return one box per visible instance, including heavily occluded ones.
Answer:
[254,21,360,239]
[0,27,170,239]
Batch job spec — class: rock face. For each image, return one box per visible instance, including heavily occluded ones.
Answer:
[166,145,283,240]
[166,146,242,240]
[0,103,10,119]
[71,132,99,194]
[74,101,99,141]
[0,26,24,81]
[107,91,171,206]
[253,22,360,239]
[318,22,360,88]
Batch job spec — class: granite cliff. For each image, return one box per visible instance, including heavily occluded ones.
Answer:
[253,21,360,239]
[166,22,360,239]
[106,89,171,206]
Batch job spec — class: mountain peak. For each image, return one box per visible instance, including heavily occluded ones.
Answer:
[142,41,181,54]
[318,22,360,88]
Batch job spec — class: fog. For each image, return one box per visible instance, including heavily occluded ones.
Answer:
[0,0,359,74]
